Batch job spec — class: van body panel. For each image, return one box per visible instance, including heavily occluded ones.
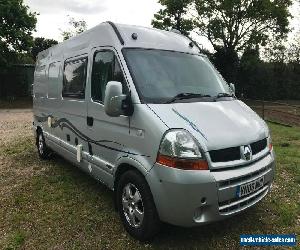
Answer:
[127,104,169,169]
[147,152,275,227]
[115,156,151,179]
[147,100,268,151]
[33,22,275,229]
[44,131,90,172]
[146,166,219,227]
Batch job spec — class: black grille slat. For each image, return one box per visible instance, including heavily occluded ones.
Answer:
[209,138,267,163]
[209,147,240,163]
[251,138,267,155]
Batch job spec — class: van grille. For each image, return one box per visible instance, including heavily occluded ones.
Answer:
[250,138,267,155]
[219,183,269,215]
[209,147,240,162]
[209,138,267,163]
[218,163,272,215]
[218,164,271,188]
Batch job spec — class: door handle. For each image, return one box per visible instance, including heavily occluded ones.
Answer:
[87,116,94,126]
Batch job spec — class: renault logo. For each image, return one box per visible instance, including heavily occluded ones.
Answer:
[242,145,252,161]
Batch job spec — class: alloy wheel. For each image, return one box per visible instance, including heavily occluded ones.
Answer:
[122,183,144,228]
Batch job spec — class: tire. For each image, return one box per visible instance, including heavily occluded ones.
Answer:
[116,170,160,242]
[36,130,51,159]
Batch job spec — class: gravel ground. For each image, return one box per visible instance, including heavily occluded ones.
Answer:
[0,109,36,213]
[0,109,33,147]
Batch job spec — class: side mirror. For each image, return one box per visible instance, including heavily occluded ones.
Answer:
[104,81,127,117]
[229,83,235,95]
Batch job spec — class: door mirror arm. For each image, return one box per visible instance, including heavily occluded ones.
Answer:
[122,93,134,116]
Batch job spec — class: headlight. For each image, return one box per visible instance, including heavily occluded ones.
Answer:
[156,130,208,170]
[268,135,273,151]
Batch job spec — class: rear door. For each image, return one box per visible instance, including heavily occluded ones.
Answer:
[86,47,130,186]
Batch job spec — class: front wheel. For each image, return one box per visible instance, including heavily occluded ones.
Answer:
[36,131,51,159]
[117,170,160,242]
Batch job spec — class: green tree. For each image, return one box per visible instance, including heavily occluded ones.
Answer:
[263,38,288,63]
[287,33,300,63]
[61,16,87,40]
[31,37,58,60]
[0,0,37,66]
[213,47,239,83]
[151,0,194,35]
[238,47,266,98]
[194,0,292,83]
[194,0,292,53]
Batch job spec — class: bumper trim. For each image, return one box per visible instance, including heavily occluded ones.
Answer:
[218,164,272,190]
[219,184,269,215]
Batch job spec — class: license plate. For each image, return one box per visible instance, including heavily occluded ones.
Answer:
[236,176,264,198]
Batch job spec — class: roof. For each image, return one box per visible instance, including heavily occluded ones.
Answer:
[37,22,201,61]
[116,23,200,53]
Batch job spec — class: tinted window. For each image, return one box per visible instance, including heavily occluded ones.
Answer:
[123,49,231,103]
[63,57,87,99]
[34,64,47,98]
[114,56,125,83]
[48,62,61,99]
[91,51,127,102]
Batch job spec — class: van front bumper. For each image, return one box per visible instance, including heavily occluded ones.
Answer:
[146,152,275,227]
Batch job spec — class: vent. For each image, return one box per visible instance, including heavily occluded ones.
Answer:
[251,138,267,155]
[209,147,241,163]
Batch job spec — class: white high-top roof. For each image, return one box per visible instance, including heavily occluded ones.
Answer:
[37,22,200,62]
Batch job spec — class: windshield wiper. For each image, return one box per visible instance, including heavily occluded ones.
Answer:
[165,93,211,104]
[214,92,235,101]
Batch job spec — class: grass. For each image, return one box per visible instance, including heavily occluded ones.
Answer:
[0,123,299,249]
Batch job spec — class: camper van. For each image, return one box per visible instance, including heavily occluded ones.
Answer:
[33,22,275,241]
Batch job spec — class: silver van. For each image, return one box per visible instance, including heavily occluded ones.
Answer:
[33,22,275,241]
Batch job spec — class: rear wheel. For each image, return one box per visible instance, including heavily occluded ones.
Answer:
[36,130,51,159]
[117,170,160,242]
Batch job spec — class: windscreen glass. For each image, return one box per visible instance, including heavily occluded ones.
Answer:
[123,49,231,103]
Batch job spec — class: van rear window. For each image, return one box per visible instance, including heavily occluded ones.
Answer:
[63,57,87,99]
[48,62,61,99]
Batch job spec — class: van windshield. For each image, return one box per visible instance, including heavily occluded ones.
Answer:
[123,49,232,104]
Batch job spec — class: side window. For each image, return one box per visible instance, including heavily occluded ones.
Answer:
[91,51,127,103]
[63,57,87,99]
[34,64,47,98]
[48,62,61,99]
[114,56,126,84]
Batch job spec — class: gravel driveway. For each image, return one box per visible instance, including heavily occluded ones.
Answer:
[0,109,33,147]
[0,109,35,197]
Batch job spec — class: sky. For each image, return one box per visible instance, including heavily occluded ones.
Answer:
[23,0,161,41]
[24,0,299,51]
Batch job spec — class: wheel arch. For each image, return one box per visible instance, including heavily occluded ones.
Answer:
[36,125,42,134]
[35,126,43,143]
[113,156,153,210]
